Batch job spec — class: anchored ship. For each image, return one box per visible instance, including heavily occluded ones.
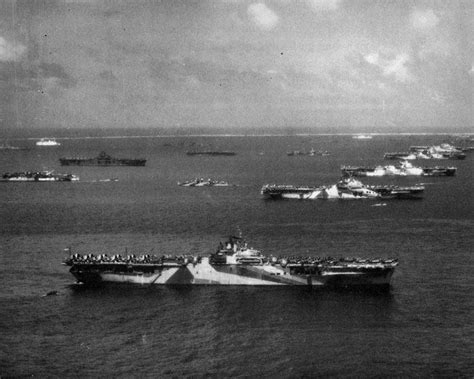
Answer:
[186,151,236,156]
[261,178,424,200]
[341,161,456,177]
[36,138,60,146]
[352,135,373,140]
[0,142,27,151]
[63,237,398,289]
[178,178,230,187]
[59,151,146,166]
[384,150,466,160]
[287,148,330,156]
[1,171,79,182]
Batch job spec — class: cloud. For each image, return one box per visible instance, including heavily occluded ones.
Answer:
[364,53,379,65]
[364,52,412,82]
[0,37,26,62]
[410,9,439,31]
[383,53,410,82]
[306,0,342,11]
[247,3,279,31]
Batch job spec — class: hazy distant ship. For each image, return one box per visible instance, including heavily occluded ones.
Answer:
[186,151,236,156]
[59,151,146,166]
[384,143,466,160]
[36,138,60,146]
[352,135,373,140]
[287,148,330,156]
[0,142,27,151]
[178,178,230,187]
[64,237,398,289]
[1,170,78,182]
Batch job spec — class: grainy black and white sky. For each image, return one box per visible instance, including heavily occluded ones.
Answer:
[1,0,472,131]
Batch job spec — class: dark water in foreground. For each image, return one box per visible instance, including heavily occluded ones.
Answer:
[0,134,473,377]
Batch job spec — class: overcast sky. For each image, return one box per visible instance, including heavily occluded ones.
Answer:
[1,0,472,131]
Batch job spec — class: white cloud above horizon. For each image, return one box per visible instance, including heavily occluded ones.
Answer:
[364,52,412,82]
[247,3,279,30]
[0,36,26,62]
[306,0,342,11]
[410,9,439,31]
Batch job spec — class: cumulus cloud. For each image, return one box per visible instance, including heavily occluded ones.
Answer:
[306,0,342,11]
[364,52,411,82]
[410,9,439,31]
[247,3,279,31]
[364,53,379,65]
[383,53,410,82]
[0,37,26,62]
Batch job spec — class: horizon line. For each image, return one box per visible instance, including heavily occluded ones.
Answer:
[15,132,473,140]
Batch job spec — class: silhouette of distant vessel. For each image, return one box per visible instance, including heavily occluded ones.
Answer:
[287,148,330,156]
[36,138,60,146]
[0,142,27,151]
[1,170,78,182]
[178,178,230,187]
[352,135,373,140]
[59,151,146,166]
[186,151,236,156]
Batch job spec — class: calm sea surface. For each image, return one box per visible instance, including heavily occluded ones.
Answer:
[0,133,473,377]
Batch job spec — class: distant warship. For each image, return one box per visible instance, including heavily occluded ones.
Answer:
[36,138,60,146]
[1,171,78,182]
[341,161,456,177]
[261,178,424,200]
[186,151,236,156]
[59,151,146,166]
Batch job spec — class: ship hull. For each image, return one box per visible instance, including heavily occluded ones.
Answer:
[1,173,79,182]
[69,257,395,289]
[186,151,236,156]
[59,159,146,166]
[261,184,424,200]
[342,167,456,177]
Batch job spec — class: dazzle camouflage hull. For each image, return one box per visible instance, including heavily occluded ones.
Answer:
[64,239,398,289]
[68,257,396,288]
[261,178,424,200]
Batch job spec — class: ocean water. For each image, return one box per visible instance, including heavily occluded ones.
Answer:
[0,133,473,377]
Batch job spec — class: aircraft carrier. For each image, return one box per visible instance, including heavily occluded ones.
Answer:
[64,237,398,289]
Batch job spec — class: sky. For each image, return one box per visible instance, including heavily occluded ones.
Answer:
[0,0,473,132]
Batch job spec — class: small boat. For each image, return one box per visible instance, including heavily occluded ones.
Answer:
[178,178,230,187]
[384,152,418,160]
[36,138,60,146]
